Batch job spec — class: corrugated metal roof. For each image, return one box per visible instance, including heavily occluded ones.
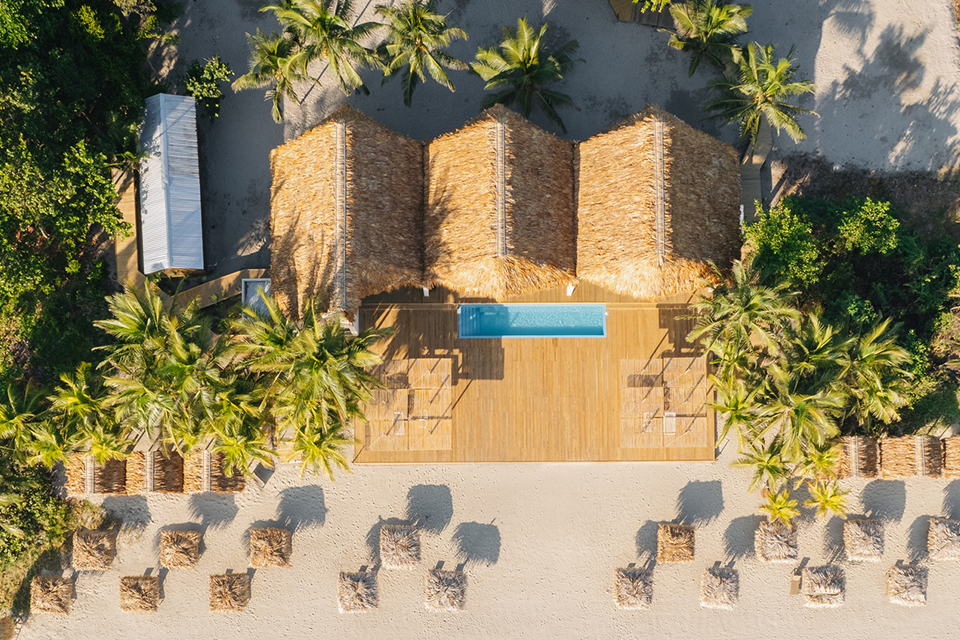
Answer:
[138,94,204,274]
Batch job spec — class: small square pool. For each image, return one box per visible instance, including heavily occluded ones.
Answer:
[458,303,607,339]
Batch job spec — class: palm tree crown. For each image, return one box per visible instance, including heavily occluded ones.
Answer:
[233,29,305,123]
[666,0,753,76]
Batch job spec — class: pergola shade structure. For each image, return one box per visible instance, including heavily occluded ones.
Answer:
[138,94,204,275]
[270,105,423,320]
[576,107,740,299]
[424,105,576,299]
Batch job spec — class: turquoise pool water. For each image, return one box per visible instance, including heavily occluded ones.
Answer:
[458,304,607,339]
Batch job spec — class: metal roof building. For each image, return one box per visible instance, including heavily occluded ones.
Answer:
[138,94,204,274]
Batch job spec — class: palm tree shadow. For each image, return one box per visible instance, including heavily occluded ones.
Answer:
[676,480,723,526]
[634,520,660,571]
[723,515,765,561]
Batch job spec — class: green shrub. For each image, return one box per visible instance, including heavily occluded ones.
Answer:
[185,56,233,120]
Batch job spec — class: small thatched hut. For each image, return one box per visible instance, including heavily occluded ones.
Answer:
[614,567,653,610]
[887,564,926,607]
[129,450,185,493]
[183,449,205,494]
[837,436,879,479]
[119,575,160,613]
[425,569,466,611]
[844,519,884,562]
[72,530,117,570]
[424,105,575,299]
[657,523,695,563]
[576,106,740,300]
[943,436,960,478]
[65,454,87,496]
[30,576,72,615]
[209,573,250,612]
[338,571,378,613]
[271,105,423,320]
[928,518,960,561]
[801,566,844,608]
[125,452,146,494]
[880,436,943,478]
[93,458,127,495]
[755,520,798,563]
[700,567,738,610]
[160,530,201,570]
[250,527,292,568]
[211,452,246,494]
[380,524,420,569]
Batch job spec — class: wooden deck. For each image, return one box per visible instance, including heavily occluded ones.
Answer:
[353,284,715,463]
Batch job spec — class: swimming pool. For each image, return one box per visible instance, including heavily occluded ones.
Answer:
[458,304,607,339]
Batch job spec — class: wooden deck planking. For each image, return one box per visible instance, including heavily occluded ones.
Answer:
[354,285,715,464]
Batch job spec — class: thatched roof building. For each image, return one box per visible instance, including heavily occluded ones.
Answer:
[700,567,738,610]
[837,436,879,479]
[338,571,378,613]
[65,454,87,496]
[657,523,695,563]
[120,575,160,613]
[209,573,250,612]
[844,519,884,562]
[801,566,844,608]
[755,520,798,563]
[928,518,960,561]
[73,530,117,570]
[614,568,652,610]
[380,524,420,569]
[250,527,292,568]
[887,564,926,607]
[93,458,127,495]
[211,452,246,493]
[30,576,72,615]
[160,530,201,570]
[424,105,575,299]
[880,436,943,478]
[943,436,960,478]
[183,449,205,494]
[425,569,466,611]
[576,106,740,299]
[270,105,423,320]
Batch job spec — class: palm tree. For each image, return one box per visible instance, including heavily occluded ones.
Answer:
[838,318,911,433]
[665,0,753,76]
[0,381,47,457]
[209,391,274,477]
[375,0,468,107]
[470,18,581,133]
[0,494,24,537]
[761,364,843,459]
[274,0,382,95]
[804,480,848,520]
[47,363,128,464]
[710,374,763,447]
[287,420,355,480]
[233,29,305,123]
[705,42,816,148]
[794,438,840,483]
[733,438,788,492]
[760,488,799,526]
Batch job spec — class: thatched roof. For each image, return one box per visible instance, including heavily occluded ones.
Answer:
[887,564,926,607]
[844,519,884,562]
[699,567,738,610]
[119,575,160,613]
[576,106,741,299]
[928,518,960,561]
[211,451,246,494]
[425,569,466,611]
[65,454,87,496]
[183,449,205,494]
[30,576,72,615]
[657,523,695,563]
[801,566,844,608]
[271,105,423,320]
[73,530,117,570]
[424,105,575,299]
[209,573,250,612]
[837,436,879,479]
[250,527,292,568]
[160,530,201,570]
[1,616,14,640]
[338,571,378,613]
[93,458,127,495]
[755,520,798,563]
[880,436,943,478]
[943,436,960,478]
[153,451,185,493]
[379,524,420,569]
[614,568,652,610]
[125,452,146,494]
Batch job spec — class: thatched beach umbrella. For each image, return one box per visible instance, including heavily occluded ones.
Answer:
[270,105,423,320]
[700,567,739,610]
[576,106,740,300]
[928,518,960,561]
[943,436,960,478]
[887,564,926,607]
[250,527,292,568]
[379,524,420,569]
[30,576,72,615]
[837,436,879,479]
[72,530,117,570]
[880,436,943,478]
[209,573,250,612]
[338,571,378,613]
[160,530,201,570]
[657,523,695,563]
[755,520,798,563]
[614,568,652,610]
[425,569,466,611]
[844,519,884,562]
[801,566,844,608]
[119,575,160,613]
[424,105,575,300]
